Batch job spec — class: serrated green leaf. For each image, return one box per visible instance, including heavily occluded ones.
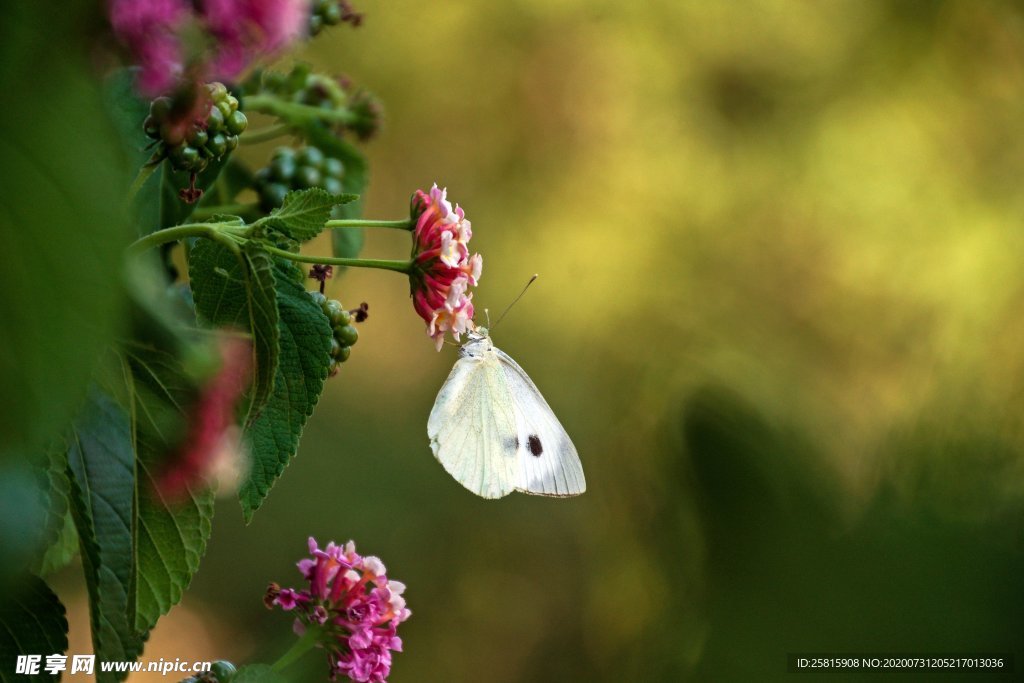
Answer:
[120,270,218,635]
[259,188,356,243]
[32,443,76,576]
[39,444,70,549]
[37,510,79,577]
[189,240,280,422]
[0,575,68,683]
[233,664,287,683]
[123,342,215,633]
[241,260,333,522]
[66,387,144,681]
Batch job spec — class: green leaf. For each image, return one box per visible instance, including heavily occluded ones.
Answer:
[123,342,215,633]
[33,443,77,576]
[241,260,333,522]
[104,69,161,234]
[0,463,50,591]
[258,188,357,243]
[0,575,68,683]
[66,387,145,681]
[0,4,130,465]
[233,664,287,683]
[299,125,369,258]
[189,240,280,423]
[37,511,79,577]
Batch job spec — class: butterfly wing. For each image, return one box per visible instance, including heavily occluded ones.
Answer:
[494,347,586,497]
[427,350,519,499]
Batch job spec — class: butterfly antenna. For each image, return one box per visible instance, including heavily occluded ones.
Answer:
[493,274,539,329]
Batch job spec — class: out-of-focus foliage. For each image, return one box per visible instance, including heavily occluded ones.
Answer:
[43,0,1024,680]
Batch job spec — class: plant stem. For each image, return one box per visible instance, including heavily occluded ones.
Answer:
[127,223,244,256]
[270,626,321,673]
[240,123,293,145]
[245,94,357,127]
[191,203,260,220]
[324,218,414,231]
[263,245,413,274]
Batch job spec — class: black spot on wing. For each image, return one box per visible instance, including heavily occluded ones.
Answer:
[528,434,543,457]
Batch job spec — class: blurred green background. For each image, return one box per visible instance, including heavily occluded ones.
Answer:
[55,0,1024,679]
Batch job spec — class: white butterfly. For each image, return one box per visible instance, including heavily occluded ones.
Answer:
[428,326,586,499]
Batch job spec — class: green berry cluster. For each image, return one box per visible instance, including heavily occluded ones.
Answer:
[143,83,247,174]
[308,292,362,376]
[254,146,345,211]
[179,660,236,683]
[261,63,346,111]
[249,64,382,140]
[309,0,362,35]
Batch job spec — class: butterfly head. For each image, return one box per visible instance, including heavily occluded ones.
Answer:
[460,326,493,356]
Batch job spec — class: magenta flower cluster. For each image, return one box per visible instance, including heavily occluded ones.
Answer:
[409,184,483,350]
[109,0,310,95]
[267,538,410,682]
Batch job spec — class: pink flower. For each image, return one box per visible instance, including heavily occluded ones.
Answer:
[409,185,482,350]
[202,0,310,78]
[267,538,410,682]
[108,0,310,96]
[109,0,190,95]
[155,335,252,498]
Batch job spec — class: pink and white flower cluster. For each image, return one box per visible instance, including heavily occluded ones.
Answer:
[109,0,310,95]
[267,538,410,683]
[156,335,251,499]
[409,184,483,350]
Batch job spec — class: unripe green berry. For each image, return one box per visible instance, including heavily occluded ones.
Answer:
[206,133,228,158]
[335,324,358,346]
[226,110,248,135]
[143,115,160,138]
[324,299,346,324]
[295,166,322,189]
[296,146,325,169]
[270,155,296,182]
[261,183,289,209]
[332,308,352,327]
[216,99,233,120]
[207,106,225,133]
[169,144,200,170]
[225,134,239,152]
[187,127,209,148]
[308,291,327,307]
[207,82,228,101]
[330,338,343,358]
[336,345,351,362]
[323,3,343,24]
[328,358,339,376]
[209,660,237,682]
[323,157,344,179]
[323,177,343,196]
[150,97,173,121]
